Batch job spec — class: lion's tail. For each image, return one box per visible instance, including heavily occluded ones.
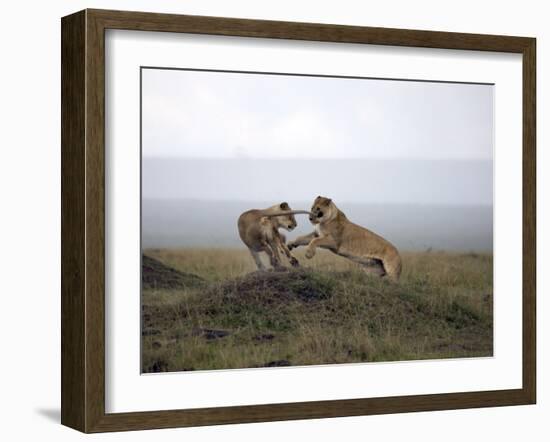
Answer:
[262,210,312,218]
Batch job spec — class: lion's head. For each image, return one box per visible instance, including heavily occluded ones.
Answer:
[309,196,335,225]
[271,202,298,231]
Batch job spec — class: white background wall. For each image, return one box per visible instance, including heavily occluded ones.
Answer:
[0,0,546,440]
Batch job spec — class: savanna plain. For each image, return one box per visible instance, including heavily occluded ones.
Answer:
[142,248,493,373]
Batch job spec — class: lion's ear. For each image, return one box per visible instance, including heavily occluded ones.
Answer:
[280,202,289,210]
[326,198,332,204]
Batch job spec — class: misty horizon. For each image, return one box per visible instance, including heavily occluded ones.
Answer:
[142,198,492,252]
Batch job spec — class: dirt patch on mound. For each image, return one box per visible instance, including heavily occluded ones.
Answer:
[214,269,336,303]
[142,255,205,290]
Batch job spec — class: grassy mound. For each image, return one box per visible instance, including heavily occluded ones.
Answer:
[141,251,493,373]
[142,255,205,290]
[215,269,336,302]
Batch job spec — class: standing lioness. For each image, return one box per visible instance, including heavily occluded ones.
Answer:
[288,196,402,280]
[238,202,311,270]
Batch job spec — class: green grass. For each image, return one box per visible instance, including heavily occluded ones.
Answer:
[141,248,493,373]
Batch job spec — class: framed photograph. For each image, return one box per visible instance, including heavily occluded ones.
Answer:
[61,9,536,433]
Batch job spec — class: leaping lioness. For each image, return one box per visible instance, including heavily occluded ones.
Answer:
[238,202,311,270]
[288,196,402,280]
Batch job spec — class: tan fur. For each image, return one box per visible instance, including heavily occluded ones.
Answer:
[288,196,402,280]
[238,202,309,270]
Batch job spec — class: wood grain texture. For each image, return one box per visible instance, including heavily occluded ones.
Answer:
[89,8,532,52]
[85,9,107,432]
[522,38,536,403]
[91,389,530,432]
[61,10,86,432]
[60,8,537,433]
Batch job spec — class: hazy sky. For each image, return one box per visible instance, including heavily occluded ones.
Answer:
[142,68,493,161]
[142,68,493,206]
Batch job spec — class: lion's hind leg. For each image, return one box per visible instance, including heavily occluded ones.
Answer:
[338,250,386,277]
[249,249,266,271]
[382,255,402,281]
[360,255,401,281]
[357,257,386,277]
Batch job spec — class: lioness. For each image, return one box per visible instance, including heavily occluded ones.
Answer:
[238,202,311,270]
[288,196,402,280]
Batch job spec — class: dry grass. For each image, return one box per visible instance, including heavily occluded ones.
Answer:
[142,248,493,373]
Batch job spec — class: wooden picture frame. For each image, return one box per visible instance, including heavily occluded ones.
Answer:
[61,8,536,433]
